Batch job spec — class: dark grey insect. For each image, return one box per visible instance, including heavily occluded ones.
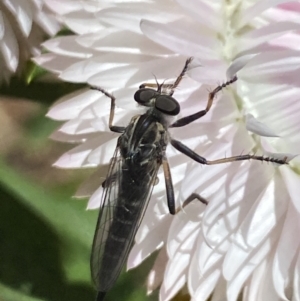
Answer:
[90,58,287,301]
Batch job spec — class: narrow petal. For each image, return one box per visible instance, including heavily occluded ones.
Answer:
[246,113,279,137]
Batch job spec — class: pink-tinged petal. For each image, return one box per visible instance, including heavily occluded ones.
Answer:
[176,0,221,31]
[141,19,220,60]
[246,113,279,137]
[32,53,80,74]
[238,0,295,29]
[272,203,300,300]
[147,247,168,294]
[47,89,100,120]
[239,22,300,53]
[238,50,300,85]
[97,2,181,33]
[42,36,94,58]
[281,167,300,213]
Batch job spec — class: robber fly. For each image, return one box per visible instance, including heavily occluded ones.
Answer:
[90,58,287,301]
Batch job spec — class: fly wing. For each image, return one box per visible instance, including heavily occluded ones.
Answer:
[90,145,160,292]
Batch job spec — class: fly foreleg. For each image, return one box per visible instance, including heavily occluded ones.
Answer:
[170,76,238,128]
[90,86,126,133]
[139,57,193,95]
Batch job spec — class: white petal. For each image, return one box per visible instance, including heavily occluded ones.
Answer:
[238,50,300,85]
[225,231,278,301]
[233,172,288,250]
[175,0,221,31]
[87,185,104,210]
[281,167,300,212]
[0,12,18,71]
[191,268,220,301]
[32,53,80,74]
[62,10,105,35]
[272,203,300,300]
[4,0,32,36]
[161,229,198,301]
[75,167,107,199]
[87,137,118,165]
[97,2,181,33]
[141,18,220,60]
[293,253,300,301]
[47,89,100,121]
[245,113,279,137]
[147,247,168,294]
[42,36,94,58]
[44,0,83,15]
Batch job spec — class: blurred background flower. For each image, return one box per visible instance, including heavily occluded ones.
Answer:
[0,0,60,82]
[1,1,300,301]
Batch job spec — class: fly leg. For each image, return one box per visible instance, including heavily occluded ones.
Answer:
[175,193,208,214]
[162,154,176,215]
[90,86,126,133]
[171,139,288,166]
[170,76,237,128]
[139,57,193,94]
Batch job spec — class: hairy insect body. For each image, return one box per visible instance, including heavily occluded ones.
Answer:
[96,113,166,292]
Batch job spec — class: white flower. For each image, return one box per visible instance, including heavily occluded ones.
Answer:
[0,0,60,82]
[34,1,300,301]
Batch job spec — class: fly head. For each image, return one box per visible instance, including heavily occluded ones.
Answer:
[134,88,180,116]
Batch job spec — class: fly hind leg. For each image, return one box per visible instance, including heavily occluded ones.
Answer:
[90,86,126,133]
[175,193,208,214]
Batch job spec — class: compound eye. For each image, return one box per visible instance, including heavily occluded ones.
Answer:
[155,95,180,115]
[134,88,157,106]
